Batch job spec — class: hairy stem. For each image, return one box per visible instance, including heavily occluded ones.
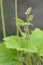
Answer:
[32,54,37,65]
[1,0,6,38]
[26,14,30,44]
[24,53,32,65]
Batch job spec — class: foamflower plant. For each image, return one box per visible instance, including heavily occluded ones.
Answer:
[0,0,43,65]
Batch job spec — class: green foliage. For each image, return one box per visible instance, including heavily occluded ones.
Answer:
[4,36,37,53]
[2,28,43,65]
[3,28,43,55]
[16,18,33,26]
[1,27,43,65]
[0,44,16,65]
[0,0,43,64]
[30,28,43,53]
[0,43,24,65]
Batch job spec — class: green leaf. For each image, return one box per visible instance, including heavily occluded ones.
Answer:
[4,36,28,49]
[0,43,22,65]
[16,18,25,26]
[0,62,16,65]
[30,28,43,52]
[25,44,37,53]
[4,36,37,53]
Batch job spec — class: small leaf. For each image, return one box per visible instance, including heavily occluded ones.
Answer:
[16,18,25,26]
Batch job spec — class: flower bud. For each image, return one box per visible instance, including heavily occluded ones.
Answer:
[25,7,32,15]
[29,15,34,21]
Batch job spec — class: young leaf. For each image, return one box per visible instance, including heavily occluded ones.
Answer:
[16,18,25,26]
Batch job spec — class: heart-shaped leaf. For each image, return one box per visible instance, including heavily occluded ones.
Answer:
[4,36,37,53]
[0,43,22,65]
[30,28,43,52]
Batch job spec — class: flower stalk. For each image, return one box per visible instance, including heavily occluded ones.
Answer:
[15,0,19,36]
[1,0,6,38]
[25,7,32,44]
